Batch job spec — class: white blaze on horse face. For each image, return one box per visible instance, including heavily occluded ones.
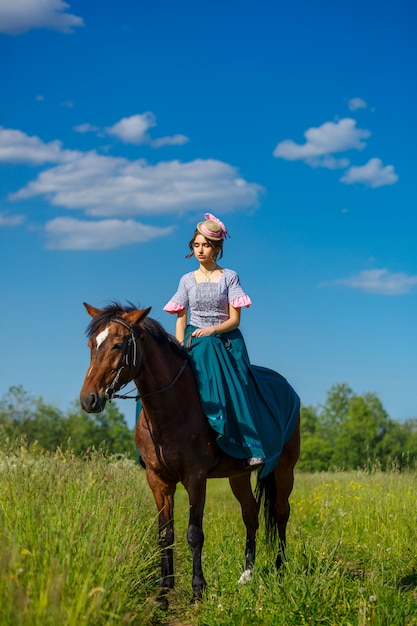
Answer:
[96,326,110,350]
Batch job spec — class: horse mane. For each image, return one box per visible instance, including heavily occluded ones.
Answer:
[145,315,188,360]
[86,302,188,360]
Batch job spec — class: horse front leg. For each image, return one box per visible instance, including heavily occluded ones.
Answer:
[147,472,176,609]
[183,476,207,602]
[229,473,260,584]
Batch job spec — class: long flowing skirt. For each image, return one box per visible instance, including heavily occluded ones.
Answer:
[184,326,300,477]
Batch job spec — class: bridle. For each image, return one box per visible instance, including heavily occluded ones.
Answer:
[103,318,138,401]
[103,318,188,402]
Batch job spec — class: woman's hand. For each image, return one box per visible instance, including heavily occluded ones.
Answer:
[191,307,241,338]
[191,327,216,337]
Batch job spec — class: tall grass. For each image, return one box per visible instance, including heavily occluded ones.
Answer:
[1,442,417,625]
[0,442,159,625]
[188,471,417,626]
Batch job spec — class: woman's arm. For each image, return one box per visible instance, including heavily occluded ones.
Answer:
[175,308,188,343]
[191,305,241,338]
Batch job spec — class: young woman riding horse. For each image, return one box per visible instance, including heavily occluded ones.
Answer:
[80,215,300,608]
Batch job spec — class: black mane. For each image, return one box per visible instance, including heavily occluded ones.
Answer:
[86,302,188,359]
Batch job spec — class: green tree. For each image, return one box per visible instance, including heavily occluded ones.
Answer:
[64,403,97,453]
[394,418,417,467]
[0,384,34,427]
[0,386,135,457]
[297,383,416,471]
[65,401,135,457]
[321,383,354,432]
[331,393,391,469]
[22,400,67,451]
[298,405,333,471]
[94,402,136,455]
[376,418,410,468]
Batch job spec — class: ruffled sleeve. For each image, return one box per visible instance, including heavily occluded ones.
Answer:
[230,294,252,309]
[163,301,186,314]
[226,269,252,309]
[163,274,189,314]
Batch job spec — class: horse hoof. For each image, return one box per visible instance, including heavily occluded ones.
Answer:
[154,594,169,610]
[238,569,253,585]
[190,593,202,605]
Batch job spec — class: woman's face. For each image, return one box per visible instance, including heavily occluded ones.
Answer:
[193,234,218,264]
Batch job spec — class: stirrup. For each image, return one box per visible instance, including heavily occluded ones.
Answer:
[245,457,264,469]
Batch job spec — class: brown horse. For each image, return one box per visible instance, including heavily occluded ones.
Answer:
[80,302,300,608]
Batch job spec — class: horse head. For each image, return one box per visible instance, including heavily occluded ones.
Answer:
[80,302,151,413]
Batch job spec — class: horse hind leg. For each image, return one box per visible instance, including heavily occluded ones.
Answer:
[229,474,260,584]
[257,417,300,570]
[273,464,294,568]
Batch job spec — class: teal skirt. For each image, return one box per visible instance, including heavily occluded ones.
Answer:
[184,326,300,477]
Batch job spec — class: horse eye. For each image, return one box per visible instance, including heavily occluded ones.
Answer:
[112,343,123,351]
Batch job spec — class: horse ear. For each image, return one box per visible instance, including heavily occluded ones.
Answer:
[83,302,101,318]
[126,307,152,326]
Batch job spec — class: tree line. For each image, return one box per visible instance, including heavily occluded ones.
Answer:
[0,385,136,458]
[1,383,416,470]
[299,383,417,471]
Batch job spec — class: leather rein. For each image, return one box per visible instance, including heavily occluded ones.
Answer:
[104,318,188,402]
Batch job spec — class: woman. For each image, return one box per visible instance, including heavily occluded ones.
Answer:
[163,213,300,475]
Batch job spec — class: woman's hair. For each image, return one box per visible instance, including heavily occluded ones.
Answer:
[186,229,224,259]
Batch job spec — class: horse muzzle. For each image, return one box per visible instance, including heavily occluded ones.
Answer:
[80,390,107,413]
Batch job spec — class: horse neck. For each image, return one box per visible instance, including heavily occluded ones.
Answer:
[134,330,184,403]
[133,330,207,441]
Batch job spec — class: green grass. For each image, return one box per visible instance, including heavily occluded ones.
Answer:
[0,444,160,625]
[1,444,417,625]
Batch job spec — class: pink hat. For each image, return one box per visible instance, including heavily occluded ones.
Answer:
[196,213,228,241]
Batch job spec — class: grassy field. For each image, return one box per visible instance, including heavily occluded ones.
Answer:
[1,444,417,625]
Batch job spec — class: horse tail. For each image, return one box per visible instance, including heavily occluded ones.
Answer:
[255,471,278,547]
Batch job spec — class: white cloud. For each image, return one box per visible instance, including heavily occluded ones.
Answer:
[106,113,189,148]
[0,211,25,227]
[273,118,370,167]
[2,125,261,224]
[324,269,417,295]
[0,126,79,164]
[45,217,175,250]
[151,134,190,148]
[106,113,156,144]
[316,155,351,170]
[348,97,367,111]
[11,151,262,216]
[340,158,398,188]
[273,117,397,188]
[0,0,84,35]
[73,123,101,134]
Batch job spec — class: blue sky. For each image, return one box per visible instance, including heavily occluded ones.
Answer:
[1,0,415,428]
